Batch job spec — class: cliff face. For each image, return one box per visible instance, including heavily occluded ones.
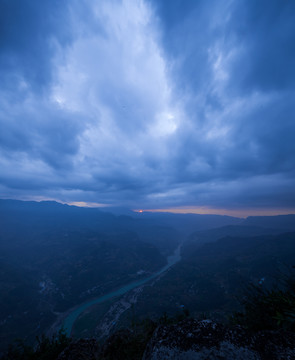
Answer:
[55,319,295,360]
[143,319,295,360]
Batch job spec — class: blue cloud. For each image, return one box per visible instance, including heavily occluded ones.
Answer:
[0,0,294,213]
[228,0,295,92]
[0,0,72,91]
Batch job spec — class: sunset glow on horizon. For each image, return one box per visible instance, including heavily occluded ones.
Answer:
[133,207,295,218]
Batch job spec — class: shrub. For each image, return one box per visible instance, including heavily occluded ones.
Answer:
[1,329,71,360]
[232,273,295,332]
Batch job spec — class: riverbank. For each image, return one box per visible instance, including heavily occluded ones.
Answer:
[47,244,182,337]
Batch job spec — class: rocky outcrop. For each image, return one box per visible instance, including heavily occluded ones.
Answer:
[143,319,295,360]
[55,319,295,359]
[57,338,100,360]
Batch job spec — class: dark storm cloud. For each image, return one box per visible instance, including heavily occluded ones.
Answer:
[0,93,83,169]
[0,0,86,173]
[0,0,72,90]
[151,0,295,93]
[229,0,295,93]
[147,0,295,210]
[0,0,294,212]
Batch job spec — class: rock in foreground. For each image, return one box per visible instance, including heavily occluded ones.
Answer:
[143,319,295,360]
[57,338,100,360]
[54,319,295,359]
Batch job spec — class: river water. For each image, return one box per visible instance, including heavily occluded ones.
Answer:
[62,245,182,336]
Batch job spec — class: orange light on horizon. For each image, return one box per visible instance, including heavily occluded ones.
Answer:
[133,206,295,218]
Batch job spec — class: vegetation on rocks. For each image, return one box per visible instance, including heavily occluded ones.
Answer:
[232,271,295,332]
[1,329,70,360]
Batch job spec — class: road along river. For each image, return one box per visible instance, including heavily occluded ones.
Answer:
[62,245,182,336]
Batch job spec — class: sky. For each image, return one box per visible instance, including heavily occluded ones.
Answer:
[0,0,295,216]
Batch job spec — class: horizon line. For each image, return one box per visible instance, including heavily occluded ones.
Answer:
[1,197,295,218]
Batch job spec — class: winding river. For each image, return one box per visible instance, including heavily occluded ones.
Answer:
[62,245,182,335]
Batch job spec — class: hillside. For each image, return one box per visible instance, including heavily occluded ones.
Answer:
[1,200,295,354]
[0,199,242,353]
[107,231,295,331]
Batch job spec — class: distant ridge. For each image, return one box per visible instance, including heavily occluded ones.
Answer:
[243,214,295,231]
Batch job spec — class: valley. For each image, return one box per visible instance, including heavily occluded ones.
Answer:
[1,199,295,354]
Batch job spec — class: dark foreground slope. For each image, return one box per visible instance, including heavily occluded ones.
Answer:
[2,318,295,360]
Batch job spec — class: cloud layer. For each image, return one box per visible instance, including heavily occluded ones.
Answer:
[0,0,294,213]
